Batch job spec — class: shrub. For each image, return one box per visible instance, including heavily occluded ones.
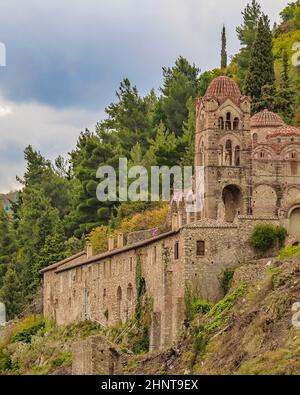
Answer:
[221,269,235,294]
[0,348,12,372]
[250,225,287,252]
[11,321,45,344]
[50,352,72,368]
[184,288,212,321]
[279,245,300,260]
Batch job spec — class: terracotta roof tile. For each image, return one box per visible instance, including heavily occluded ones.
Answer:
[251,110,285,128]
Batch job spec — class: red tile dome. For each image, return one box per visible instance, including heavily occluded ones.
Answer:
[251,110,285,128]
[205,76,241,99]
[267,125,300,138]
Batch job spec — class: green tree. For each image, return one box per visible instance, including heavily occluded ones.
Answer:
[221,25,228,69]
[235,0,262,82]
[160,57,199,137]
[0,267,23,319]
[0,207,15,286]
[244,15,275,108]
[275,50,296,123]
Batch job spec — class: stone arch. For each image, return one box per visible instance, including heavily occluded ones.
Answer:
[252,184,277,216]
[289,206,300,241]
[116,286,122,322]
[252,146,275,160]
[282,187,300,211]
[222,185,243,222]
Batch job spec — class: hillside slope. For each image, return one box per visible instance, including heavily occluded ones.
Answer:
[125,258,300,375]
[1,257,300,375]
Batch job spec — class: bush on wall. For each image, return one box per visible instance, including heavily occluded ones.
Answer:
[250,225,287,253]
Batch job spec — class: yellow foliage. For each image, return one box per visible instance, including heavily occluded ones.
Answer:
[120,204,169,234]
[86,205,170,254]
[87,225,117,255]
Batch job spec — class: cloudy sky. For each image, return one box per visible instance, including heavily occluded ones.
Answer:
[0,0,290,192]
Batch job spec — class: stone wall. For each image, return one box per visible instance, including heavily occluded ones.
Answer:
[72,335,122,375]
[44,231,185,350]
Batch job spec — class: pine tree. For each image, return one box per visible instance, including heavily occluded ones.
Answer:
[0,207,15,287]
[244,15,275,106]
[221,25,228,69]
[160,57,199,137]
[235,0,262,82]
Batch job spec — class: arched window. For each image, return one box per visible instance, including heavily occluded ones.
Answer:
[260,151,265,159]
[233,117,239,130]
[226,112,232,130]
[218,117,224,129]
[252,133,258,143]
[225,140,233,165]
[235,146,241,166]
[126,283,133,320]
[291,151,297,160]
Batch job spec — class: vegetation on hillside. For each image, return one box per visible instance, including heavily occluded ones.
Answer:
[0,0,299,321]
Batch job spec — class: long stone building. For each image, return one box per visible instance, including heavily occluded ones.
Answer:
[43,76,300,350]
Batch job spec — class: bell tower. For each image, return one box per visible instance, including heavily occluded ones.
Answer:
[195,76,252,222]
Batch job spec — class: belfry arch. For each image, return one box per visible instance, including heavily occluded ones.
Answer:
[222,185,243,222]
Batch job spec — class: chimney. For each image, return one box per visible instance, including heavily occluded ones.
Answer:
[178,211,183,228]
[86,243,93,259]
[117,232,124,249]
[186,211,191,225]
[108,235,115,251]
[172,212,178,231]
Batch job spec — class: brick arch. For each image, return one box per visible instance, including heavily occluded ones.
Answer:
[252,145,276,160]
[252,184,277,216]
[282,187,300,211]
[279,144,300,161]
[222,184,243,222]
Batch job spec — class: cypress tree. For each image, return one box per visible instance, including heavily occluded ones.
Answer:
[275,50,296,123]
[244,15,275,103]
[221,25,228,69]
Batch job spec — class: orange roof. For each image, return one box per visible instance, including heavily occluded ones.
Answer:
[205,76,241,100]
[251,110,285,128]
[267,125,300,138]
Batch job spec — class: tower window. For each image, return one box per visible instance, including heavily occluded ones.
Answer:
[233,117,239,130]
[196,240,205,256]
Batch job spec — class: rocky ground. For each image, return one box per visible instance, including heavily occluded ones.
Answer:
[1,256,300,375]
